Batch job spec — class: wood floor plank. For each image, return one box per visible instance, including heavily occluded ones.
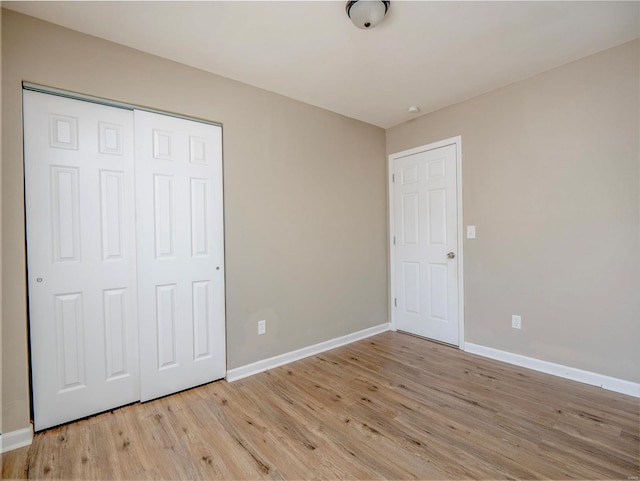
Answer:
[1,331,638,480]
[253,370,420,479]
[0,447,29,479]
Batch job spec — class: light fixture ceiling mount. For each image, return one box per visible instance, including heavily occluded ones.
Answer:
[346,0,390,30]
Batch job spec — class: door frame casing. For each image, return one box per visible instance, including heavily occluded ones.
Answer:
[388,136,464,348]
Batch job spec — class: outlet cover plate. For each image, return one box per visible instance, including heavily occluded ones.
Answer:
[512,315,522,329]
[258,320,266,335]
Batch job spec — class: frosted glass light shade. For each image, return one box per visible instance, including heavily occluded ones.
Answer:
[346,0,390,30]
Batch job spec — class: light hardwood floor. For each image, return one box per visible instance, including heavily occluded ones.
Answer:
[2,331,639,479]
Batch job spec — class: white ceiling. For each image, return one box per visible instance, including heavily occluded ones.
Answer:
[5,1,640,128]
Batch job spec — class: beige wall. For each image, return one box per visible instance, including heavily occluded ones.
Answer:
[1,11,388,433]
[388,39,640,384]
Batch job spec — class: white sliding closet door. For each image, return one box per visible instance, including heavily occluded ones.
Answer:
[24,91,139,431]
[135,111,226,402]
[25,90,226,430]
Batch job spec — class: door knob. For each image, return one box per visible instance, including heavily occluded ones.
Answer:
[447,252,455,259]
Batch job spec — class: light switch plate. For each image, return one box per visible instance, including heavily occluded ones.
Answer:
[467,225,476,239]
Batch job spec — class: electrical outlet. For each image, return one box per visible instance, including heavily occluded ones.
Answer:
[512,315,522,329]
[258,320,266,335]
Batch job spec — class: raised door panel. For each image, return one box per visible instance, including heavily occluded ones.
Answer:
[156,284,178,369]
[427,264,448,321]
[427,189,447,246]
[402,262,421,315]
[103,288,129,380]
[54,293,85,391]
[153,175,176,259]
[51,166,81,263]
[190,179,210,257]
[100,171,125,261]
[192,280,212,360]
[401,193,420,245]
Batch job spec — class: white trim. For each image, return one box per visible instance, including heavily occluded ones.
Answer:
[387,153,397,331]
[227,323,390,382]
[0,426,33,453]
[387,136,464,347]
[465,343,640,398]
[454,138,464,347]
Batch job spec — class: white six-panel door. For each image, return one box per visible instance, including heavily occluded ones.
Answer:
[134,111,225,402]
[392,143,459,345]
[24,91,140,430]
[24,91,226,429]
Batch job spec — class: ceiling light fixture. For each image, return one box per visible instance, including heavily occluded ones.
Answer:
[346,0,390,30]
[408,106,420,114]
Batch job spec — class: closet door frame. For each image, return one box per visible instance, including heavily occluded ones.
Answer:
[23,83,223,128]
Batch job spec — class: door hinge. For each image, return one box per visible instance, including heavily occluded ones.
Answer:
[393,236,396,245]
[392,173,395,182]
[394,298,397,307]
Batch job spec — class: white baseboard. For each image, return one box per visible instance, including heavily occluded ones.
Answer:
[464,343,640,398]
[227,323,390,382]
[0,425,33,453]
